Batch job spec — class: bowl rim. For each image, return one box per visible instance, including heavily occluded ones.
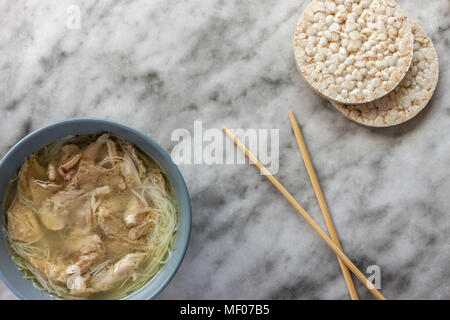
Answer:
[0,118,191,300]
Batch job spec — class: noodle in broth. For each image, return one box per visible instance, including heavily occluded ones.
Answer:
[1,134,177,299]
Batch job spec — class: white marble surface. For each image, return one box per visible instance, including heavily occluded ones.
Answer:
[1,0,449,300]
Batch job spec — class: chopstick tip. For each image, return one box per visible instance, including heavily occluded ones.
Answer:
[288,111,297,123]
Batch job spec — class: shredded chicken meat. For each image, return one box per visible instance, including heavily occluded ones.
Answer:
[5,134,169,297]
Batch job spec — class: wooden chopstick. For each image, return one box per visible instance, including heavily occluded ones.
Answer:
[288,111,359,300]
[223,126,386,300]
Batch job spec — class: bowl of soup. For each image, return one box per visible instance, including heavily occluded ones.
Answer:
[0,119,191,299]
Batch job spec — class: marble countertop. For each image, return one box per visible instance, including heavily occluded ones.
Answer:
[1,0,449,300]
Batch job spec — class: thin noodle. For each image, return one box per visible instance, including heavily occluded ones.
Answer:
[2,134,178,300]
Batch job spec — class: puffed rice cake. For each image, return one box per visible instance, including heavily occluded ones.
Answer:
[331,21,439,127]
[294,0,414,104]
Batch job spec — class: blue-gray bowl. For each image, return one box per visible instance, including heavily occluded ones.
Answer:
[0,118,191,300]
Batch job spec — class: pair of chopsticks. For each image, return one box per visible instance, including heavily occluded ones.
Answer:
[223,112,386,300]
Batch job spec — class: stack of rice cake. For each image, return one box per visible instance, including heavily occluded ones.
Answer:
[294,0,439,127]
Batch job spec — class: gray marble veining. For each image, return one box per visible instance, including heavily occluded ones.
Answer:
[0,0,449,300]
